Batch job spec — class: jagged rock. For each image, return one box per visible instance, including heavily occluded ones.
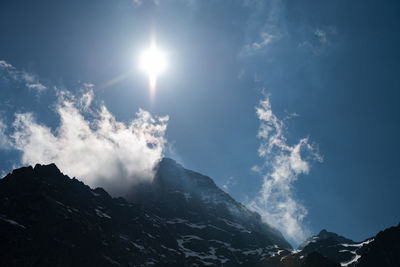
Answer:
[0,159,399,266]
[300,252,341,267]
[355,223,400,267]
[0,160,291,266]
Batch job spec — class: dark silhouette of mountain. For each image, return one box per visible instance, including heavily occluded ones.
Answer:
[0,159,399,266]
[0,164,185,266]
[0,160,292,266]
[300,252,341,267]
[297,229,361,264]
[296,226,400,267]
[353,223,400,267]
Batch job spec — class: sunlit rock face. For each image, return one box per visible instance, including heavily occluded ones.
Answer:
[0,160,399,266]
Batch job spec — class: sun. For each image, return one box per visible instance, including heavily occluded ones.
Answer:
[139,43,167,93]
[140,44,167,75]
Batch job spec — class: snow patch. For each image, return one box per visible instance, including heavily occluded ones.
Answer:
[340,239,374,266]
[0,215,26,229]
[95,208,111,219]
[103,256,121,266]
[120,235,145,250]
[176,235,229,264]
[218,218,251,233]
[166,218,210,230]
[341,238,374,248]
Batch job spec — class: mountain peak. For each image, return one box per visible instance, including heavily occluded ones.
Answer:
[128,158,292,250]
[318,229,328,235]
[0,161,399,266]
[0,160,294,266]
[158,157,178,166]
[7,163,62,181]
[10,165,33,177]
[34,163,61,176]
[316,229,354,243]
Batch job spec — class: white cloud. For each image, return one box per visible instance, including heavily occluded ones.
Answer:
[252,32,278,50]
[242,31,279,56]
[314,29,327,44]
[79,88,94,111]
[0,59,47,92]
[0,120,10,149]
[247,96,322,245]
[10,90,168,196]
[132,0,143,5]
[26,83,47,92]
[298,26,337,55]
[0,60,14,69]
[251,165,262,174]
[222,176,237,192]
[132,0,160,6]
[83,82,95,88]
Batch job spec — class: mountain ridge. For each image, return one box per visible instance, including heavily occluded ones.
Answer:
[0,160,293,266]
[0,160,399,266]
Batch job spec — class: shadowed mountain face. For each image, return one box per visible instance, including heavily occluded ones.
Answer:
[0,164,185,266]
[126,158,291,248]
[297,229,360,264]
[295,225,400,267]
[0,159,399,267]
[0,160,293,266]
[300,252,341,267]
[349,223,400,267]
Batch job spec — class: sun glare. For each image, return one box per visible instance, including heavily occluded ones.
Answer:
[139,43,167,95]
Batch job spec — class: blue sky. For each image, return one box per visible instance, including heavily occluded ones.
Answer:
[0,0,399,246]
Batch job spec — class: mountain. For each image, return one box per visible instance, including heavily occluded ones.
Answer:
[355,223,400,267]
[297,229,363,265]
[0,159,292,266]
[125,158,294,265]
[295,226,400,267]
[0,159,399,266]
[300,252,341,267]
[0,164,185,266]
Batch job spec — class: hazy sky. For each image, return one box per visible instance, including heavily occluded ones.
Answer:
[0,0,399,246]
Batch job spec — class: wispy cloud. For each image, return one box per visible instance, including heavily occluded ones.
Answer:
[242,31,280,56]
[131,0,160,7]
[298,26,337,55]
[9,88,168,196]
[0,59,47,92]
[0,120,10,149]
[26,83,47,91]
[314,29,327,44]
[251,32,279,50]
[247,95,322,245]
[222,176,237,192]
[0,60,13,69]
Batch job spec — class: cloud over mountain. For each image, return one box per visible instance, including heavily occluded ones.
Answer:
[248,96,322,245]
[10,89,168,196]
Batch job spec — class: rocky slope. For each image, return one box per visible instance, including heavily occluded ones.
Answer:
[295,225,400,267]
[0,160,292,266]
[0,159,399,266]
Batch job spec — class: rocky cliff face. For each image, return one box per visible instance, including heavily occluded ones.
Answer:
[0,159,399,266]
[0,164,184,266]
[294,223,400,267]
[0,160,292,266]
